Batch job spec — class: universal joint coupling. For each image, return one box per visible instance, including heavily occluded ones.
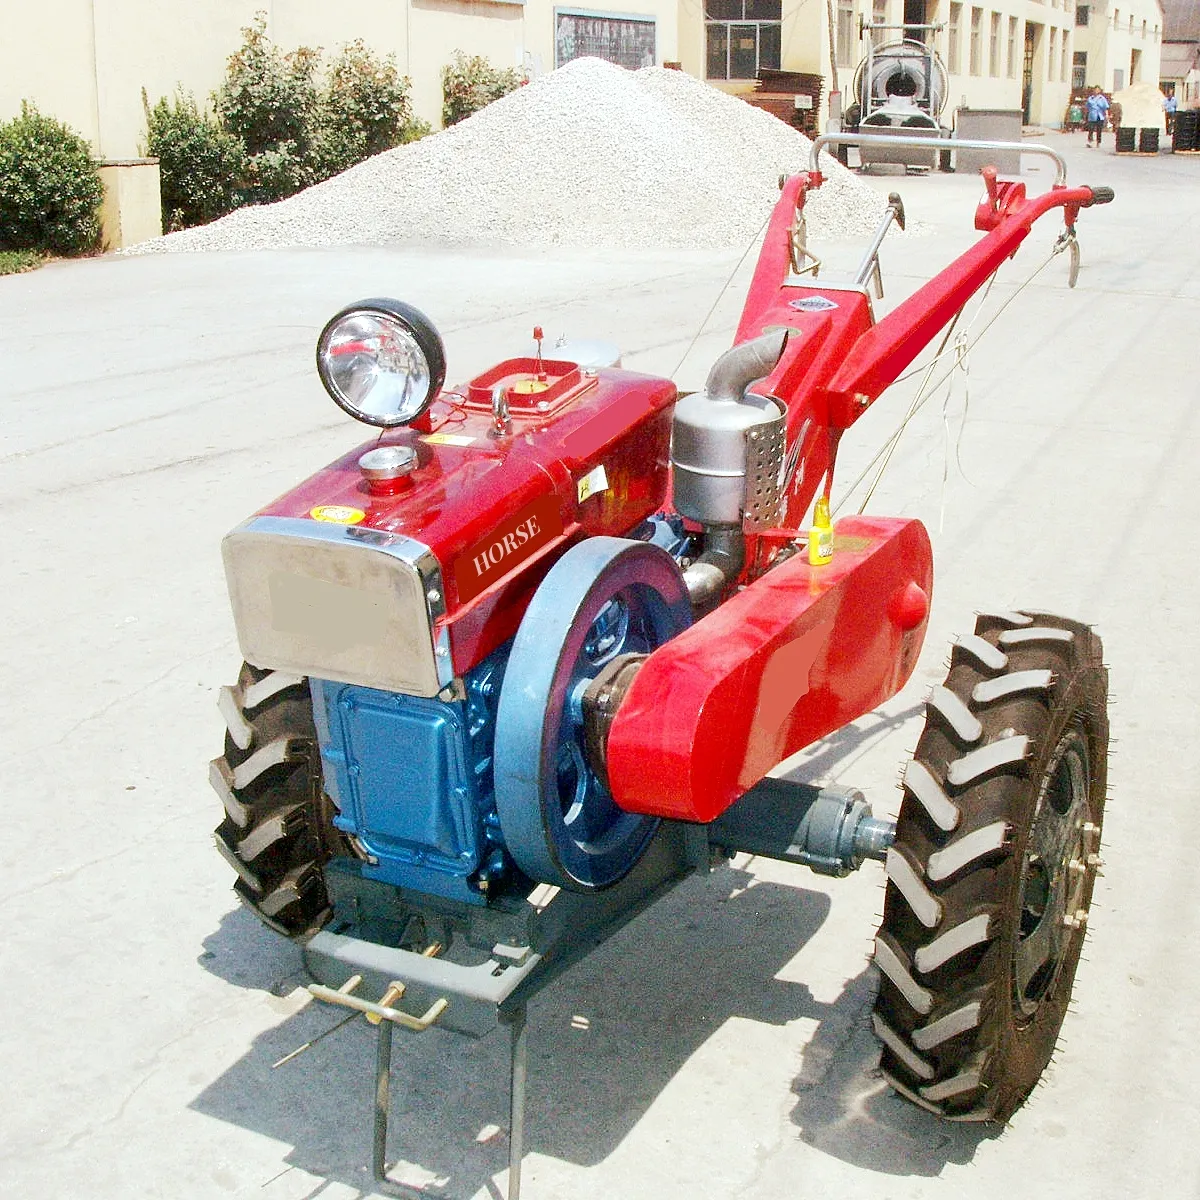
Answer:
[799,786,896,876]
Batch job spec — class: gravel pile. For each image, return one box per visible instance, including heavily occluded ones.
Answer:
[129,58,892,255]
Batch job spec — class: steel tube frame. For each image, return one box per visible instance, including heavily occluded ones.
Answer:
[809,132,1069,186]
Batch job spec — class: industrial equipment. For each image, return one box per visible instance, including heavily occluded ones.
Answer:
[212,134,1113,1196]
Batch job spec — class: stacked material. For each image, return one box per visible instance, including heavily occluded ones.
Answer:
[130,59,894,255]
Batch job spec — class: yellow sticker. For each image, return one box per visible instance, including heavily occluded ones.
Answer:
[577,464,609,504]
[423,433,476,447]
[310,505,365,525]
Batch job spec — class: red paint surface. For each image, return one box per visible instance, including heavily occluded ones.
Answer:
[606,517,933,822]
[251,368,676,676]
[454,496,563,603]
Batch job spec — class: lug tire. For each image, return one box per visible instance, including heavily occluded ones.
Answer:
[872,611,1108,1122]
[211,663,344,939]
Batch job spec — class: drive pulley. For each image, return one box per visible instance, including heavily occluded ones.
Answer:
[493,537,692,892]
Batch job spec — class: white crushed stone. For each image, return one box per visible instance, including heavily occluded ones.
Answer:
[127,58,893,255]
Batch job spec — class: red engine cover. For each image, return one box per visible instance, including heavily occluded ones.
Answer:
[605,516,933,823]
[249,364,677,677]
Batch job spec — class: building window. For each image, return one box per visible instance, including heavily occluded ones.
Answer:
[836,0,857,68]
[1048,28,1057,79]
[1141,19,1146,38]
[989,12,1001,74]
[970,7,982,74]
[557,9,657,68]
[872,0,888,47]
[1076,4,1088,25]
[1113,67,1124,90]
[948,3,962,72]
[1112,7,1118,30]
[1061,39,1070,82]
[1072,49,1087,89]
[705,0,782,79]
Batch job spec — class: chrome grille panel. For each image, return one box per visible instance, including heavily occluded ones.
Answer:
[223,517,448,696]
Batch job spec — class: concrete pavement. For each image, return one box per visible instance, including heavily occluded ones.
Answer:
[2,131,1199,1199]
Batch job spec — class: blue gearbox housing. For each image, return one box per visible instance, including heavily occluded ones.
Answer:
[310,646,513,905]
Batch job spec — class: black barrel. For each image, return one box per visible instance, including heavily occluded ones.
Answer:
[1139,128,1160,153]
[1115,126,1137,153]
[1173,110,1200,151]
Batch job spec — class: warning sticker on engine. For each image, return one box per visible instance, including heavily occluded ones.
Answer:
[454,496,564,603]
[423,432,476,447]
[310,505,365,524]
[576,464,609,504]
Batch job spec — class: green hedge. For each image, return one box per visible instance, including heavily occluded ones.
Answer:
[0,103,103,255]
[144,90,246,231]
[145,19,430,224]
[441,51,526,128]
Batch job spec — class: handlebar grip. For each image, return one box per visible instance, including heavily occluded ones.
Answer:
[1087,186,1116,205]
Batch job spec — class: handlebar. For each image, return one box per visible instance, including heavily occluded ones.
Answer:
[1086,185,1116,205]
[809,133,1070,188]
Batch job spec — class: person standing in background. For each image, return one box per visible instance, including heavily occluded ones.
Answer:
[1086,86,1110,147]
[1164,88,1178,135]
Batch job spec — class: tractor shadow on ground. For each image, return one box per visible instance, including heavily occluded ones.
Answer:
[194,866,845,1198]
[786,965,999,1175]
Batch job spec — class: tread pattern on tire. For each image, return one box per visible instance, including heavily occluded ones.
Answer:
[211,663,344,938]
[873,611,1108,1122]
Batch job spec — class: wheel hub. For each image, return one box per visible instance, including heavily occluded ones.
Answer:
[1012,726,1092,1020]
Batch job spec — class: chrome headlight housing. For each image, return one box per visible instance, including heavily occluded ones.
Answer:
[316,299,447,427]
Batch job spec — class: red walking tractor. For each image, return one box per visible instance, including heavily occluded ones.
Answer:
[212,134,1112,1196]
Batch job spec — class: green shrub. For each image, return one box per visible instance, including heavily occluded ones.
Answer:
[143,90,246,231]
[319,39,428,176]
[441,51,526,127]
[144,19,427,217]
[214,14,322,201]
[0,249,44,275]
[0,103,103,255]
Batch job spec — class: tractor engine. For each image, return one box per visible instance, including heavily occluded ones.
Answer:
[219,299,800,916]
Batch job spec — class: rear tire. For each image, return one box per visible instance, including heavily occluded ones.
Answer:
[211,663,344,939]
[872,611,1108,1121]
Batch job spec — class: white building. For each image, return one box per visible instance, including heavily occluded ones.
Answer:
[678,0,1162,128]
[1072,0,1165,93]
[1159,0,1200,104]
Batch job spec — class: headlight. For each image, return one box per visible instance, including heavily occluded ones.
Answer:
[316,299,447,427]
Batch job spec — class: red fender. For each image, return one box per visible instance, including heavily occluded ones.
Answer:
[606,516,933,822]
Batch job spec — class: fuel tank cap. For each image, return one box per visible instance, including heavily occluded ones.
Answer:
[359,445,417,494]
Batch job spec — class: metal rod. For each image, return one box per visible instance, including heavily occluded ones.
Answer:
[506,1008,528,1200]
[809,133,1068,186]
[853,195,903,289]
[308,981,449,1031]
[374,1019,395,1190]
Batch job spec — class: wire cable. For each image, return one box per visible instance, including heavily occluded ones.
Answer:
[836,237,1066,515]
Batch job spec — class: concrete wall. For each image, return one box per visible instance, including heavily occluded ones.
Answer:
[0,0,679,160]
[1073,0,1164,93]
[97,158,163,249]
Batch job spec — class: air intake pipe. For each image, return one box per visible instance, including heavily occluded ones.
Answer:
[671,329,790,608]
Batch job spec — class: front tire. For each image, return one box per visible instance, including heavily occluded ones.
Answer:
[872,611,1108,1121]
[211,663,344,938]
